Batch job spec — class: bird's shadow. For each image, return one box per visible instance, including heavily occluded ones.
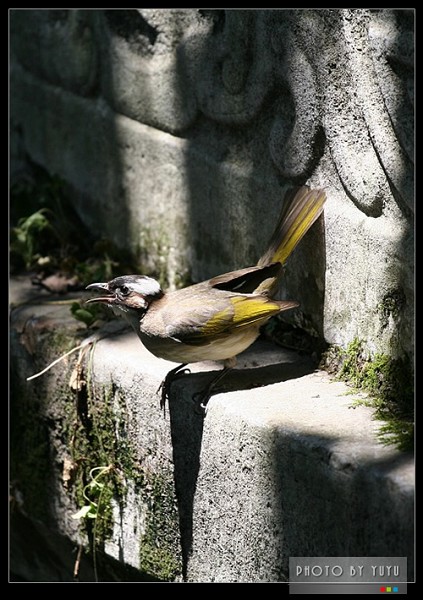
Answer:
[166,341,316,580]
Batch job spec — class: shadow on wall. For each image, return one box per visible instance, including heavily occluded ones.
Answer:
[270,434,414,582]
[10,10,136,255]
[167,347,316,578]
[375,9,414,361]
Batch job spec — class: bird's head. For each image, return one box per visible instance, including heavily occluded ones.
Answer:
[85,275,163,317]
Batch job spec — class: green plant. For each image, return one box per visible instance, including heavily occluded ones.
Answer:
[10,170,137,286]
[61,342,182,581]
[72,465,114,521]
[11,209,57,270]
[70,301,108,328]
[64,346,130,576]
[138,474,181,581]
[72,465,114,582]
[322,339,414,451]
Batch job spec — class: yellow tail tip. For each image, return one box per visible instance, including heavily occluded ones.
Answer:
[258,187,326,267]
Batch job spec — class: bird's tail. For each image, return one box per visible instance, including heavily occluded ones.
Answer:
[258,186,326,267]
[254,186,326,295]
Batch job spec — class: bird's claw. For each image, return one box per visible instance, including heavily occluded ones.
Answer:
[192,391,211,414]
[158,365,229,414]
[158,366,191,410]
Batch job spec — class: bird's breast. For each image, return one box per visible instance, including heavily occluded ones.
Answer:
[137,326,261,364]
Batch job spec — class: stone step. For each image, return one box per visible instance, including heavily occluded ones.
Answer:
[10,278,414,582]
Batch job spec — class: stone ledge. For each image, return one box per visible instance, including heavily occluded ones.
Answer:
[9,279,414,582]
[187,376,414,582]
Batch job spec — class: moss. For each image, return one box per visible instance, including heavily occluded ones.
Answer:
[137,225,171,289]
[65,374,135,544]
[10,325,79,523]
[139,543,180,582]
[49,327,80,355]
[378,287,406,330]
[138,474,181,581]
[12,312,182,580]
[322,339,414,451]
[137,224,191,291]
[68,373,182,579]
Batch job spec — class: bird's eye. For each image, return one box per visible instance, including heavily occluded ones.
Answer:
[120,285,130,296]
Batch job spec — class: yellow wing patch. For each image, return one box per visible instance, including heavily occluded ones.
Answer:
[199,306,234,337]
[231,296,282,328]
[200,296,282,337]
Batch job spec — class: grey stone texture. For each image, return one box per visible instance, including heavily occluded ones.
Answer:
[10,9,414,360]
[10,9,414,583]
[9,282,414,582]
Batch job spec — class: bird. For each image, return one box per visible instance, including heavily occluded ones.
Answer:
[86,186,326,409]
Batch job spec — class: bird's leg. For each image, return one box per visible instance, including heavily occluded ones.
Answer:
[196,367,232,410]
[195,357,237,410]
[158,363,190,409]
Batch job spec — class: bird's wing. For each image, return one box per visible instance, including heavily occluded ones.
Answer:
[209,263,283,294]
[164,293,298,346]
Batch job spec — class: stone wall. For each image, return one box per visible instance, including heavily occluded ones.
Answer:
[10,10,415,583]
[10,9,414,360]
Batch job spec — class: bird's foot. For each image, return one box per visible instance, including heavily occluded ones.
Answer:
[192,366,234,414]
[158,363,190,410]
[159,365,233,414]
[192,390,212,414]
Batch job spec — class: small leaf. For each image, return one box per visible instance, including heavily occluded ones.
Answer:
[71,302,96,327]
[88,479,104,492]
[72,504,97,520]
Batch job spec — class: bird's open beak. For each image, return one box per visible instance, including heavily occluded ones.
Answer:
[85,282,114,304]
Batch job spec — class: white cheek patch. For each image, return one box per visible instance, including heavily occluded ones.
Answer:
[130,277,162,297]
